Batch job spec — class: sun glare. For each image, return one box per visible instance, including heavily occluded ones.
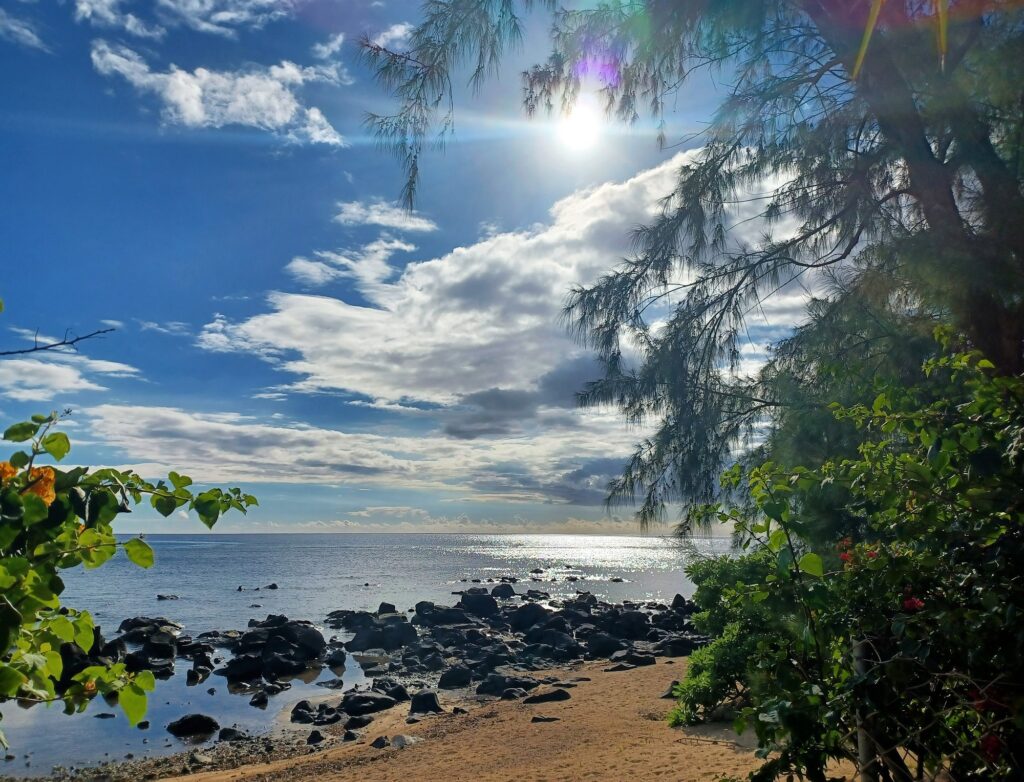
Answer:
[556,98,602,152]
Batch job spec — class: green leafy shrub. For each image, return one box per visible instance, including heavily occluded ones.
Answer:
[674,348,1024,781]
[0,412,256,745]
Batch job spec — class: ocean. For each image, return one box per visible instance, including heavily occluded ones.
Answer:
[0,533,731,776]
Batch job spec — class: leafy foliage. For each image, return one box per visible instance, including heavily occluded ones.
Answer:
[0,412,256,746]
[678,349,1024,780]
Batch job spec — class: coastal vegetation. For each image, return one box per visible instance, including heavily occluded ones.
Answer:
[0,307,257,747]
[367,0,1024,779]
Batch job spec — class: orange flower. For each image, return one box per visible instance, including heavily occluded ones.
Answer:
[0,461,17,483]
[24,466,56,506]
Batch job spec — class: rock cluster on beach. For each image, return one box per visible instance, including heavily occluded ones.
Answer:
[64,578,707,746]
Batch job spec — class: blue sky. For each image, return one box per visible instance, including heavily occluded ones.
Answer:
[0,0,790,534]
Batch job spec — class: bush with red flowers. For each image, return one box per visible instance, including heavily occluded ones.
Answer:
[675,348,1024,781]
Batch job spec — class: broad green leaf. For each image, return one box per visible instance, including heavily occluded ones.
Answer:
[74,612,95,652]
[50,616,75,644]
[21,494,49,526]
[3,422,39,442]
[41,432,70,462]
[124,538,154,569]
[133,669,156,691]
[151,493,178,518]
[118,683,148,726]
[0,664,26,696]
[168,471,192,490]
[798,552,824,578]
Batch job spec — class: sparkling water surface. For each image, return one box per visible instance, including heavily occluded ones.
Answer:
[0,533,730,776]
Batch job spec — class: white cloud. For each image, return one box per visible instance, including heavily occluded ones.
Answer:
[285,236,416,291]
[334,200,438,232]
[312,31,345,60]
[199,154,691,404]
[74,0,165,38]
[0,9,49,52]
[83,402,638,505]
[137,319,191,336]
[371,22,412,49]
[155,0,294,36]
[0,353,139,402]
[90,40,347,145]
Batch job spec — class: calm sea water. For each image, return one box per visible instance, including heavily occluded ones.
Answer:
[0,533,730,776]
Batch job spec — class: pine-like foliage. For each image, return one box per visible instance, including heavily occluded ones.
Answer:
[365,0,1024,525]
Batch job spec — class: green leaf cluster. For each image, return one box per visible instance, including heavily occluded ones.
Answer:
[675,351,1024,780]
[0,411,257,745]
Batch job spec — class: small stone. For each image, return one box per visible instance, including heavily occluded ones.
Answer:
[370,736,390,749]
[218,727,247,742]
[661,680,680,699]
[531,715,561,723]
[307,730,325,745]
[342,730,358,742]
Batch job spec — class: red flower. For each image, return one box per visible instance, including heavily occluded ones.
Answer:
[902,597,925,612]
[839,551,852,563]
[866,550,878,559]
[980,733,1002,762]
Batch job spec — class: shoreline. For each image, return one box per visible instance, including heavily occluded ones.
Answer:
[51,659,764,782]
[4,576,717,780]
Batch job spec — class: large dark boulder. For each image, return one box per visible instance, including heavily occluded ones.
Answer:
[586,632,627,657]
[118,617,183,643]
[216,654,263,682]
[655,634,707,657]
[508,602,549,631]
[438,664,472,689]
[409,690,444,714]
[490,583,516,599]
[412,603,471,627]
[609,649,656,667]
[341,691,398,716]
[167,714,219,738]
[475,673,540,696]
[459,593,499,617]
[606,610,651,640]
[346,616,418,652]
[523,688,571,704]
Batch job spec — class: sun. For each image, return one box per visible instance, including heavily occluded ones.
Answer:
[556,97,602,151]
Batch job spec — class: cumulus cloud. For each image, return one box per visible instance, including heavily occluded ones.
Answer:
[199,153,693,406]
[0,9,49,52]
[334,200,438,232]
[74,0,165,38]
[90,40,347,145]
[371,22,412,49]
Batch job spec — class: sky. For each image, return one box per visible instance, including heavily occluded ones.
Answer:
[0,0,796,535]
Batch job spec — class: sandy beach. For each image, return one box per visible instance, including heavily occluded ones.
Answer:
[168,658,759,782]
